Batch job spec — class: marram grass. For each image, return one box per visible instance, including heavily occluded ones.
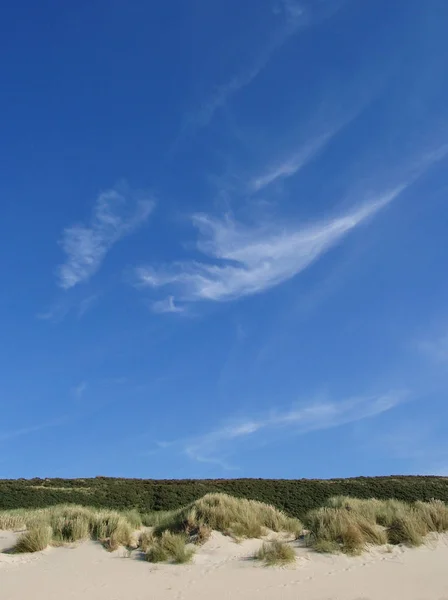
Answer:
[14,523,53,553]
[153,493,303,541]
[144,531,194,564]
[254,539,296,566]
[305,496,448,554]
[2,493,447,559]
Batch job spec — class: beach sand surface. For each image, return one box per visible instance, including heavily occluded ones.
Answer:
[1,531,448,600]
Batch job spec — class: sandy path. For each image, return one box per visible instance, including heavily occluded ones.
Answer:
[1,531,448,600]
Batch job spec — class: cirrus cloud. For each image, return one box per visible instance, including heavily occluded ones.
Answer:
[135,186,404,305]
[57,186,154,289]
[179,390,407,468]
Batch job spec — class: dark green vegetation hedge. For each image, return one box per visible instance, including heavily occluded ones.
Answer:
[1,477,447,520]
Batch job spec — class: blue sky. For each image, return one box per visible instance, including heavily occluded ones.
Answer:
[1,0,448,479]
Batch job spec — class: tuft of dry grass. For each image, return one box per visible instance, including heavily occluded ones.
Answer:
[2,505,137,553]
[414,500,448,533]
[387,510,428,547]
[305,506,388,555]
[356,516,388,546]
[90,511,134,551]
[14,523,53,553]
[139,530,156,552]
[48,506,91,543]
[145,531,194,564]
[307,496,448,554]
[375,499,410,527]
[254,540,296,566]
[0,510,27,531]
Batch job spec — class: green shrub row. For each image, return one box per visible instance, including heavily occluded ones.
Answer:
[1,476,447,520]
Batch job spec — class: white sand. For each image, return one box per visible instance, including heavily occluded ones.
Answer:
[0,530,19,553]
[1,531,448,600]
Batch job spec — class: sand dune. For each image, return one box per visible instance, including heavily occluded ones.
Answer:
[1,530,448,600]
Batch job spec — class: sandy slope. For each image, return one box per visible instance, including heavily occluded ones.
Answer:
[1,531,448,600]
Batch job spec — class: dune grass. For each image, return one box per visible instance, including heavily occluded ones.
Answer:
[141,509,177,528]
[0,505,136,553]
[14,523,53,553]
[144,531,194,564]
[305,506,387,555]
[306,496,448,554]
[1,494,300,559]
[0,510,27,531]
[139,493,301,563]
[415,499,448,533]
[312,538,341,554]
[89,510,134,550]
[121,509,143,530]
[2,493,448,560]
[387,511,427,547]
[48,505,92,544]
[153,493,303,541]
[138,530,155,552]
[254,539,296,566]
[326,496,409,527]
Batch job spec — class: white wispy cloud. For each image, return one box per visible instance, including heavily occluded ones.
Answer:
[136,138,448,307]
[57,186,154,289]
[250,130,337,192]
[181,1,308,135]
[184,391,407,467]
[136,186,405,304]
[37,293,100,323]
[151,296,184,314]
